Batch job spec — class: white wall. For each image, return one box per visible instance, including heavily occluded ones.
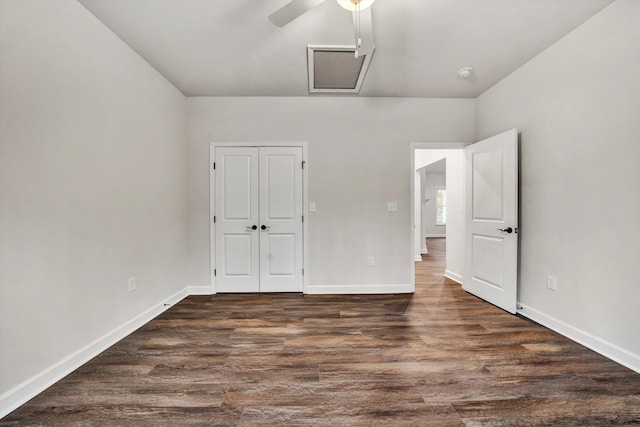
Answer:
[413,170,422,261]
[414,149,465,282]
[187,98,475,292]
[0,0,188,411]
[422,170,446,237]
[476,0,640,370]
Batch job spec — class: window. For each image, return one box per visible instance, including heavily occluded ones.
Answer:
[436,188,447,225]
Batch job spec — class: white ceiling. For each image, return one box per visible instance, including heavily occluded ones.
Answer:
[78,0,614,98]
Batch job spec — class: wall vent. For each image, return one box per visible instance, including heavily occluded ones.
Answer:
[307,45,374,94]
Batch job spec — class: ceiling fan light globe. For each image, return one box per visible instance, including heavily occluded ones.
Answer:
[336,0,376,12]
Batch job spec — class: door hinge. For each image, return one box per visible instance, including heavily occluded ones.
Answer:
[302,215,304,223]
[214,269,217,276]
[213,162,216,170]
[213,215,216,223]
[302,268,304,276]
[302,160,306,169]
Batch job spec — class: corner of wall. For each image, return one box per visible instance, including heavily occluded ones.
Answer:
[0,288,191,419]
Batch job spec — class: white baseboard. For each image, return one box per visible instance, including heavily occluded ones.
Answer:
[0,287,190,419]
[18,285,638,421]
[517,303,640,374]
[414,255,423,261]
[305,284,414,294]
[187,285,214,295]
[444,270,463,284]
[2,282,420,418]
[426,234,446,238]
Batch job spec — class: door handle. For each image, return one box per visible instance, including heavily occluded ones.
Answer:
[498,227,513,234]
[245,225,257,231]
[261,225,270,231]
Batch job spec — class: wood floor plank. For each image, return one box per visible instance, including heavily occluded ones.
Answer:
[2,238,640,426]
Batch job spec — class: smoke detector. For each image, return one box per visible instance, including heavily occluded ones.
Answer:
[457,67,473,79]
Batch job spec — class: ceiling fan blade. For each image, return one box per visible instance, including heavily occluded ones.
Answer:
[268,0,326,27]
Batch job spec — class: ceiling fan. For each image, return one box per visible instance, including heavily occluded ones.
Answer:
[269,0,376,57]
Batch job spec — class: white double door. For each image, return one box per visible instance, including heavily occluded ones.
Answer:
[215,146,303,293]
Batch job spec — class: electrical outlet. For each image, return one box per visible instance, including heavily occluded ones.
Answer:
[387,202,398,212]
[309,202,316,212]
[368,256,375,266]
[547,275,557,291]
[128,276,137,293]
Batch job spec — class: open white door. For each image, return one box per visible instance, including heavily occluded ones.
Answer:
[215,147,260,293]
[464,129,518,314]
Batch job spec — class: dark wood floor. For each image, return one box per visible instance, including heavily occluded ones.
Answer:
[3,238,640,426]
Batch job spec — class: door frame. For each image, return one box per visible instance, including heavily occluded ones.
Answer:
[210,142,308,294]
[409,142,468,290]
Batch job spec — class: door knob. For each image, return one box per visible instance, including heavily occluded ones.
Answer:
[245,225,257,231]
[261,225,270,231]
[498,227,513,234]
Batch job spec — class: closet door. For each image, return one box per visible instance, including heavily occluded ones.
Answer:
[214,146,303,293]
[215,147,260,292]
[259,147,304,292]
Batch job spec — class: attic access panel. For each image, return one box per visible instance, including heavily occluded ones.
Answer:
[307,45,374,94]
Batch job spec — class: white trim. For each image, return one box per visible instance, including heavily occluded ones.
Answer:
[187,285,214,295]
[5,286,638,418]
[210,142,308,148]
[302,144,309,294]
[444,270,463,284]
[0,288,190,419]
[414,255,423,261]
[306,284,414,294]
[426,234,446,238]
[412,142,470,150]
[307,44,375,94]
[517,303,640,374]
[409,146,417,291]
[209,142,308,294]
[209,143,216,293]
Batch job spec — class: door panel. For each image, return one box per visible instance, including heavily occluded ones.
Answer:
[223,155,253,220]
[265,154,296,219]
[215,147,260,293]
[223,234,254,276]
[464,129,518,314]
[265,234,297,276]
[259,147,303,292]
[472,149,504,220]
[471,234,504,290]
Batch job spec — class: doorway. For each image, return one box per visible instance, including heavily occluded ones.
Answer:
[411,144,466,287]
[210,144,307,293]
[417,158,447,257]
[411,130,519,314]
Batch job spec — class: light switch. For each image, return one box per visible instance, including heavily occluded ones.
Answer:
[387,202,398,212]
[309,202,316,212]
